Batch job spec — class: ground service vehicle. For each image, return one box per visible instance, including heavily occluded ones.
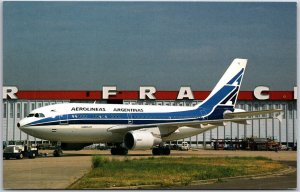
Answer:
[3,145,38,160]
[179,142,190,151]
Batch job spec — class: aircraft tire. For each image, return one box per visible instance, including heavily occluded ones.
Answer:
[111,148,115,155]
[152,147,171,156]
[53,149,62,157]
[111,147,128,155]
[152,148,160,155]
[120,148,128,155]
[163,148,170,155]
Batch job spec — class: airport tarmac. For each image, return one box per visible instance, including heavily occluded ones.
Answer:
[3,149,297,189]
[168,160,297,190]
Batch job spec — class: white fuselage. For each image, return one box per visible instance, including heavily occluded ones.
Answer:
[18,103,216,143]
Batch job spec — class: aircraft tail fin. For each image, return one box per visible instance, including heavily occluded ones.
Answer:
[196,58,248,111]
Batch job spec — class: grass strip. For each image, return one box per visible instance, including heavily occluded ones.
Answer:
[68,156,285,189]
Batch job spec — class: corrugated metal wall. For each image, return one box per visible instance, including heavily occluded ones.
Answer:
[2,99,297,147]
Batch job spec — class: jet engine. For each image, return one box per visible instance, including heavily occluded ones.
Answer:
[123,130,162,150]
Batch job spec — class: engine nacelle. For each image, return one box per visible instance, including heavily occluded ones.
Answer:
[124,130,162,150]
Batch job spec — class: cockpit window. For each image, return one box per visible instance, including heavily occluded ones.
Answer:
[27,113,35,117]
[27,113,45,118]
[33,113,45,118]
[39,113,45,117]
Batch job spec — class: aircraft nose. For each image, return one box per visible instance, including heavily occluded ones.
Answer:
[17,119,27,130]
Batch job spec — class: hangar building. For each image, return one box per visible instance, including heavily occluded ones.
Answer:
[2,86,297,148]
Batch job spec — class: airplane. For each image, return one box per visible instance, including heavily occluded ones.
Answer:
[17,58,282,156]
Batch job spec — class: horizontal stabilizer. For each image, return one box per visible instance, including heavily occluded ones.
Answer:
[231,119,251,125]
[224,109,283,119]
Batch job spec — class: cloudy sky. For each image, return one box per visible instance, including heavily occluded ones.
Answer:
[3,2,296,91]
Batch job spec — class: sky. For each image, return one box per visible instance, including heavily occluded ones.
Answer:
[3,2,297,91]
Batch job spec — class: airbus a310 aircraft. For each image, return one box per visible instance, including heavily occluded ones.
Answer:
[18,58,282,156]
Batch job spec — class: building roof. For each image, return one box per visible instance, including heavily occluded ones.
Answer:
[15,90,294,101]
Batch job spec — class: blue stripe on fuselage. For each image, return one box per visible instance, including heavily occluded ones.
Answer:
[29,104,233,126]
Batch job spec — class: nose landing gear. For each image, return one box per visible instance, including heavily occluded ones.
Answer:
[53,148,63,157]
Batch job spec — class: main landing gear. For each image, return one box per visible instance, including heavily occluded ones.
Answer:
[53,142,63,157]
[152,145,171,156]
[111,145,128,155]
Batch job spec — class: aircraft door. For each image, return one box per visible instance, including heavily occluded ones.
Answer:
[59,114,69,125]
[127,113,133,125]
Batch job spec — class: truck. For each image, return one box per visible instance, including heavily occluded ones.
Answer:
[3,144,38,160]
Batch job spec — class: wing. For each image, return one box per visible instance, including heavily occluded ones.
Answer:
[107,109,283,133]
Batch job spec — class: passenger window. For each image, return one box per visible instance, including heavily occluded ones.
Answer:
[35,113,39,117]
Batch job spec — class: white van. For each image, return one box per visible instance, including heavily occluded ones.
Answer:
[179,142,190,151]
